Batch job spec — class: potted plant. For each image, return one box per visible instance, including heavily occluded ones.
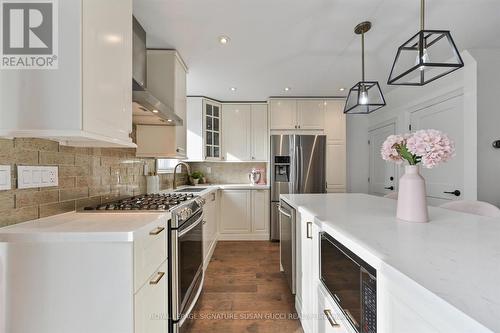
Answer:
[190,171,204,185]
[381,129,455,223]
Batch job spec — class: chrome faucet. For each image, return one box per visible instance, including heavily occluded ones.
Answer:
[173,162,192,189]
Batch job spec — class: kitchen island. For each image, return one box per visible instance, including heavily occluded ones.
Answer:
[281,193,499,333]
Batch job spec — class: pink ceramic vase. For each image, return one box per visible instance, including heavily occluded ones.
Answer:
[396,165,429,223]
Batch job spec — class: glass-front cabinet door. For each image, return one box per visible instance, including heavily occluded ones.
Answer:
[203,100,222,160]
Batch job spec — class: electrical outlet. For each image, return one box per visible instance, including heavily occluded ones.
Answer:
[17,166,58,189]
[0,165,11,191]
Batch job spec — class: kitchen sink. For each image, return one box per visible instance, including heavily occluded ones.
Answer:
[174,187,208,193]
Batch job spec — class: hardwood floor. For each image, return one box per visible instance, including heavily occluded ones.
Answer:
[187,241,304,333]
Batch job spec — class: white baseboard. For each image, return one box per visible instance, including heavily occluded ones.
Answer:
[217,233,270,241]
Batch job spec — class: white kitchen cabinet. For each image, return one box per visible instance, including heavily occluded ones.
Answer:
[325,100,347,193]
[297,100,326,130]
[0,214,168,333]
[202,190,218,268]
[0,0,134,148]
[251,104,269,161]
[296,211,319,333]
[270,99,297,130]
[222,104,252,161]
[251,189,270,234]
[220,190,252,234]
[219,189,269,240]
[316,283,355,333]
[145,50,188,158]
[135,261,168,333]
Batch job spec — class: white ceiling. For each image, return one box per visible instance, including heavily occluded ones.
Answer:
[133,0,500,101]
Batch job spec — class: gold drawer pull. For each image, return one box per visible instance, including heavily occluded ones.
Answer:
[149,271,165,285]
[149,227,165,236]
[324,309,340,327]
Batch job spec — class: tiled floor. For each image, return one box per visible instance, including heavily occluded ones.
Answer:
[187,241,304,333]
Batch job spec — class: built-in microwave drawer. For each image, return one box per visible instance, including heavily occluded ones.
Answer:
[317,283,356,333]
[320,232,376,333]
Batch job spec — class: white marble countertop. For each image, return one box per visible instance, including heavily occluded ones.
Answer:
[0,211,168,242]
[281,193,500,333]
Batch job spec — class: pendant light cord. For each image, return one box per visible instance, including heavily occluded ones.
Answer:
[420,0,425,30]
[361,31,365,82]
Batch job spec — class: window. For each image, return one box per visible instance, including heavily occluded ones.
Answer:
[157,159,179,174]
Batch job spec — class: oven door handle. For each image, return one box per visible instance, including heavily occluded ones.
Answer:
[178,214,203,237]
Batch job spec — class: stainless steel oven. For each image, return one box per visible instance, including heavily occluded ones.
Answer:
[320,232,377,333]
[169,197,205,333]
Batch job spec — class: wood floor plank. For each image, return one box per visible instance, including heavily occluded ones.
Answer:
[188,241,304,333]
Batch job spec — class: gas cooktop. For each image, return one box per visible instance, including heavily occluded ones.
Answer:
[82,193,196,212]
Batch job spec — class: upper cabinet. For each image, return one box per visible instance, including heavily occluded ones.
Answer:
[325,100,347,192]
[0,0,134,147]
[250,104,269,161]
[222,104,251,161]
[135,50,188,158]
[297,100,325,130]
[186,99,268,162]
[269,100,297,130]
[270,99,325,130]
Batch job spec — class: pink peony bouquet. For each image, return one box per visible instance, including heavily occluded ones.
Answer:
[381,129,455,168]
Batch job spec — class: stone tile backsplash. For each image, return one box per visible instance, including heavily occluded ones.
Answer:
[0,138,186,227]
[189,162,267,184]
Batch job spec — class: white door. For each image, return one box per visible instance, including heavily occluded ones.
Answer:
[269,99,297,129]
[222,104,251,161]
[369,123,397,197]
[410,95,464,204]
[251,104,269,161]
[219,190,251,234]
[297,100,325,130]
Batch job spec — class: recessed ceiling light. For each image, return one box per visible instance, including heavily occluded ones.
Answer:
[230,87,237,91]
[219,35,230,45]
[167,119,173,123]
[339,88,346,92]
[284,87,291,92]
[152,109,159,113]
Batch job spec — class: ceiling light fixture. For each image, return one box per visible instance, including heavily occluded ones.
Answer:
[152,109,159,113]
[230,87,237,91]
[387,0,464,86]
[219,35,230,45]
[284,87,291,92]
[344,22,386,114]
[339,88,346,92]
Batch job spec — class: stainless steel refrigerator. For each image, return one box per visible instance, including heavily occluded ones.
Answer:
[270,134,326,241]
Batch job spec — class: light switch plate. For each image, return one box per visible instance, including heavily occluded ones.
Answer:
[17,166,58,189]
[0,165,12,191]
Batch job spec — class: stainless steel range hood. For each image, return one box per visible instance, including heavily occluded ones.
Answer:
[132,17,182,126]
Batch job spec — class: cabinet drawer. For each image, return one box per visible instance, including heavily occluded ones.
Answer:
[317,284,355,333]
[135,260,168,333]
[134,216,167,292]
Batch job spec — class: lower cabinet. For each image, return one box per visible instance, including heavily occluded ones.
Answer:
[316,283,354,333]
[134,261,168,333]
[203,190,218,267]
[219,189,270,240]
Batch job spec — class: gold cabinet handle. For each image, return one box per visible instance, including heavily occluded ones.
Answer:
[306,222,312,239]
[149,227,165,236]
[149,271,165,285]
[323,309,340,327]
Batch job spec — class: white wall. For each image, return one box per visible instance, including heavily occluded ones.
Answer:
[468,49,500,207]
[347,50,486,203]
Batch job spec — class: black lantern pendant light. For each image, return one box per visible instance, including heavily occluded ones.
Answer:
[387,0,464,86]
[344,21,386,114]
